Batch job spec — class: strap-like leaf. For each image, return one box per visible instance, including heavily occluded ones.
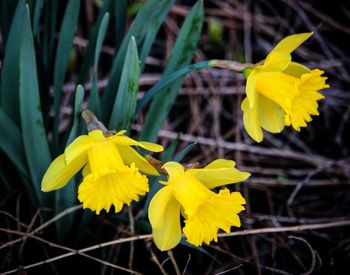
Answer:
[19,7,52,205]
[0,108,28,178]
[78,0,112,84]
[108,37,140,131]
[88,13,110,116]
[0,0,26,126]
[53,0,80,145]
[139,1,204,142]
[101,0,175,122]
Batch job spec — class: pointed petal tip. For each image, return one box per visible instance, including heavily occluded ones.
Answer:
[242,172,251,180]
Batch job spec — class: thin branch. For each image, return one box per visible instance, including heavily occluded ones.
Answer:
[0,228,141,275]
[2,219,350,274]
[0,205,82,251]
[218,219,350,238]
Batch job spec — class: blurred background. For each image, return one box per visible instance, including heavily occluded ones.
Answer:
[1,0,350,274]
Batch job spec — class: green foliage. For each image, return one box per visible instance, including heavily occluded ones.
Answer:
[88,12,110,116]
[19,6,51,206]
[139,1,204,142]
[101,0,175,122]
[53,0,81,147]
[108,37,140,131]
[0,0,25,126]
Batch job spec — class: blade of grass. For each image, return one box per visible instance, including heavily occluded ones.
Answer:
[0,0,26,126]
[139,1,204,142]
[101,0,175,122]
[53,0,80,149]
[55,85,84,241]
[108,37,140,131]
[88,12,110,117]
[19,7,52,206]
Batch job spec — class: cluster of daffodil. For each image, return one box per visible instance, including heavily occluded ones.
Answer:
[41,33,329,251]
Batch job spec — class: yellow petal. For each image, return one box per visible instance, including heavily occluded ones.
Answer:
[270,32,313,55]
[41,153,87,192]
[241,97,263,142]
[64,134,94,165]
[139,141,164,152]
[111,135,163,152]
[255,72,298,113]
[88,129,107,141]
[162,162,185,182]
[263,51,291,72]
[246,69,257,107]
[189,159,250,189]
[257,94,285,133]
[148,186,182,251]
[283,61,310,77]
[116,145,159,176]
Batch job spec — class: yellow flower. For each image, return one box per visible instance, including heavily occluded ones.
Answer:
[148,159,250,251]
[241,32,329,142]
[41,130,163,214]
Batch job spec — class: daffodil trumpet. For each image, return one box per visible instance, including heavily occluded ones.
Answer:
[41,111,163,214]
[148,159,250,251]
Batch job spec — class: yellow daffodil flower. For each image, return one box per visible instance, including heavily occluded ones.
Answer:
[148,159,250,251]
[242,32,329,142]
[41,130,163,214]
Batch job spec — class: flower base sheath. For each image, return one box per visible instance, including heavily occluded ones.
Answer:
[241,32,329,142]
[148,160,250,251]
[41,130,163,214]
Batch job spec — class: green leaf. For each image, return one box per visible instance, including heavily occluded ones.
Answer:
[174,143,197,162]
[55,85,84,241]
[67,85,85,144]
[139,1,204,142]
[0,0,26,126]
[0,108,28,178]
[101,0,174,122]
[53,0,80,146]
[88,12,110,116]
[19,7,52,206]
[161,138,180,162]
[108,37,140,131]
[77,0,111,84]
[136,61,210,115]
